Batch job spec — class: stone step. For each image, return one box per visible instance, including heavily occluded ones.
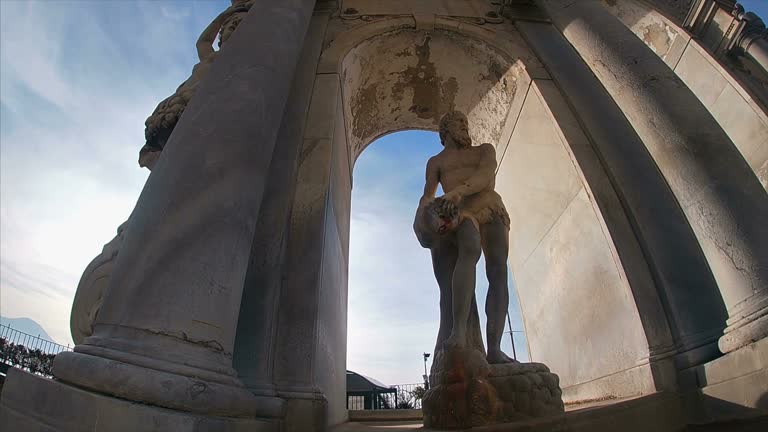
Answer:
[348,408,423,422]
[333,392,685,431]
[686,415,768,432]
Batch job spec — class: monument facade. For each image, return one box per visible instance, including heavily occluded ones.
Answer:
[1,0,767,431]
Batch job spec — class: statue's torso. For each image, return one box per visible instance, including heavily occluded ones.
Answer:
[438,145,492,192]
[436,145,508,228]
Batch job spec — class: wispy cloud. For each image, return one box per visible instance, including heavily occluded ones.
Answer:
[0,0,230,346]
[0,1,528,377]
[347,132,529,385]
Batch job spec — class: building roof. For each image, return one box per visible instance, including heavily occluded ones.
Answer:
[346,370,395,393]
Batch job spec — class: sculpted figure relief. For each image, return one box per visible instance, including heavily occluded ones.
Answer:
[70,222,127,345]
[139,0,254,169]
[415,110,514,365]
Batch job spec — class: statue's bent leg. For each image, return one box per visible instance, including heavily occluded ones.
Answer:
[431,236,457,353]
[445,219,482,350]
[468,294,486,354]
[481,218,514,363]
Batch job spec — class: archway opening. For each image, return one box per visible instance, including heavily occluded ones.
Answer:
[300,18,670,423]
[345,129,529,410]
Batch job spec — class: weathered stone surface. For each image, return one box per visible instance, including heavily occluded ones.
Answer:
[0,368,280,432]
[422,346,499,429]
[414,111,514,366]
[140,0,255,167]
[52,0,318,419]
[69,221,127,345]
[493,73,675,399]
[422,347,564,429]
[487,362,565,422]
[600,0,768,190]
[414,111,562,429]
[28,2,767,432]
[540,0,768,355]
[341,28,525,158]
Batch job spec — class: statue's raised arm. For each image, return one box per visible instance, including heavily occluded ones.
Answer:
[140,1,254,170]
[196,0,254,61]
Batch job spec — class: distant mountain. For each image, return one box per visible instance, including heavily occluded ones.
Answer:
[0,316,59,345]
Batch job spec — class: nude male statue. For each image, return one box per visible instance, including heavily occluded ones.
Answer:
[139,0,254,169]
[415,110,514,364]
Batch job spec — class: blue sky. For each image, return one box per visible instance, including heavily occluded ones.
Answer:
[349,132,528,384]
[1,0,765,385]
[0,0,231,346]
[741,0,768,19]
[0,0,528,385]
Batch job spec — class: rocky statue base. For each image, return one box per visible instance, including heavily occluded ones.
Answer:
[422,347,564,429]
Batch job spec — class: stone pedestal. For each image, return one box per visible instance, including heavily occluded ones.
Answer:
[489,362,565,423]
[422,347,564,429]
[0,368,279,432]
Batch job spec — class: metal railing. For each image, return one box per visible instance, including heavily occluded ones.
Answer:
[0,323,71,377]
[347,382,426,410]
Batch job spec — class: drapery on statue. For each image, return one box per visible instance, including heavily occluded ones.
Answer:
[415,111,563,429]
[414,110,514,365]
[70,222,127,345]
[139,0,254,170]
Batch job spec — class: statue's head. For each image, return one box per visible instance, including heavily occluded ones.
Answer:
[439,110,471,148]
[231,0,249,5]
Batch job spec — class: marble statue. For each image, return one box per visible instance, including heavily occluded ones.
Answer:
[70,222,127,345]
[415,111,563,429]
[139,0,254,169]
[415,110,514,364]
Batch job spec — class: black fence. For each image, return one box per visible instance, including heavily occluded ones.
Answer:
[0,324,71,377]
[347,383,426,410]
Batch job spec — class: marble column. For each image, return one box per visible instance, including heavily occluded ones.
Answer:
[733,11,768,75]
[515,20,726,369]
[537,0,768,353]
[52,0,316,418]
[233,12,330,398]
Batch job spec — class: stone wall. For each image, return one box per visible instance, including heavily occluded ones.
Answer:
[495,79,658,402]
[602,0,768,188]
[340,27,524,158]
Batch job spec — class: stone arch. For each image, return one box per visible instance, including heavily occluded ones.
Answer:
[16,3,765,432]
[249,15,681,428]
[318,16,546,160]
[600,0,768,188]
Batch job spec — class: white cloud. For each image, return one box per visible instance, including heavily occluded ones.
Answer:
[347,194,440,384]
[0,0,227,346]
[0,1,528,377]
[346,133,529,385]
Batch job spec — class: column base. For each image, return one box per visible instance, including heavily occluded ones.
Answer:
[680,337,768,424]
[53,350,284,419]
[719,304,768,354]
[0,368,281,432]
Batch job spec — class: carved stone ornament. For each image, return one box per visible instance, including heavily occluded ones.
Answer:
[140,1,255,168]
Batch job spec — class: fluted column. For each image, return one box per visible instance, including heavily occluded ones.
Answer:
[537,0,768,353]
[732,10,768,74]
[52,0,316,418]
[514,20,725,369]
